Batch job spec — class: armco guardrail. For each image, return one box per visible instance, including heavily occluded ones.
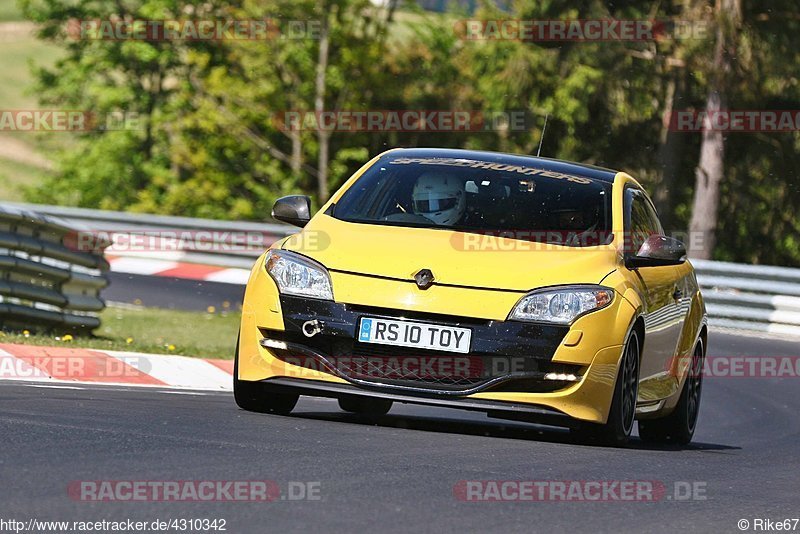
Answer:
[0,204,110,332]
[5,203,800,337]
[692,259,800,337]
[5,202,294,269]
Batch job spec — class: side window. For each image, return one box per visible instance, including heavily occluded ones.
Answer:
[626,188,663,253]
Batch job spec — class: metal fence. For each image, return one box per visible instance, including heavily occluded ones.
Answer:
[5,202,800,337]
[693,259,800,337]
[0,205,110,332]
[6,202,292,269]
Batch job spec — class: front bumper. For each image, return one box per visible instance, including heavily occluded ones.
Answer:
[262,296,580,396]
[238,259,637,424]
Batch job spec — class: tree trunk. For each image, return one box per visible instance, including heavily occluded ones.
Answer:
[688,90,725,258]
[687,0,741,259]
[290,129,302,177]
[315,8,331,203]
[653,69,685,232]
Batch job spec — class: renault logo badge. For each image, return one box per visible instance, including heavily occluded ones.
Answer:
[414,269,435,290]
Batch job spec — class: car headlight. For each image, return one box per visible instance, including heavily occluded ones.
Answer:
[265,250,333,300]
[508,285,614,324]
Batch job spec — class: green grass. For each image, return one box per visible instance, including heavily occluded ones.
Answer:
[0,306,241,359]
[0,0,23,22]
[0,29,62,109]
[0,156,47,201]
[0,19,64,200]
[388,8,454,44]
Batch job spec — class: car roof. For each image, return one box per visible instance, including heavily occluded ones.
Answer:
[387,148,619,183]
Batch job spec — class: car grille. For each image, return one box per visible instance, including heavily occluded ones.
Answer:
[261,329,581,394]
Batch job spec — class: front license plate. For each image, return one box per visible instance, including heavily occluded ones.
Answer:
[357,317,472,354]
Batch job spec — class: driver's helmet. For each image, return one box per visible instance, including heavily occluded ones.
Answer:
[411,172,466,226]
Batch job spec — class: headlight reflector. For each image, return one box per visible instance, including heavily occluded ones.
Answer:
[509,286,614,324]
[265,250,333,300]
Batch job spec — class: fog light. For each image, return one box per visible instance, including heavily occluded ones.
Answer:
[260,339,288,350]
[544,372,579,382]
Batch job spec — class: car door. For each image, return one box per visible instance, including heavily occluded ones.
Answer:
[625,188,684,401]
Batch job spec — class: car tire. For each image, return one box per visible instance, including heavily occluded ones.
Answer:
[572,329,640,447]
[638,338,704,446]
[338,396,393,417]
[233,336,299,415]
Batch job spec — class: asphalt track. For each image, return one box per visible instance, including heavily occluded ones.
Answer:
[104,272,245,311]
[1,331,798,533]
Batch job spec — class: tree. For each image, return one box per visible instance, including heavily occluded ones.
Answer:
[687,0,742,258]
[20,0,231,211]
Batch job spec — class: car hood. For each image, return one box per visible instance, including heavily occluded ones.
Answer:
[281,214,618,292]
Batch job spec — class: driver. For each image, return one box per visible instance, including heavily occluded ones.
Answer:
[411,172,466,226]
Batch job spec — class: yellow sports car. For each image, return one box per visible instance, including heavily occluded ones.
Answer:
[235,148,707,446]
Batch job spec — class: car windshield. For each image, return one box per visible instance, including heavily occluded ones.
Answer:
[332,156,613,247]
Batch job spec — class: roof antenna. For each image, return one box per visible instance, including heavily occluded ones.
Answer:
[536,113,549,157]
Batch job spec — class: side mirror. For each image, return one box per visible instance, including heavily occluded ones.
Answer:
[625,235,687,269]
[272,195,311,227]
